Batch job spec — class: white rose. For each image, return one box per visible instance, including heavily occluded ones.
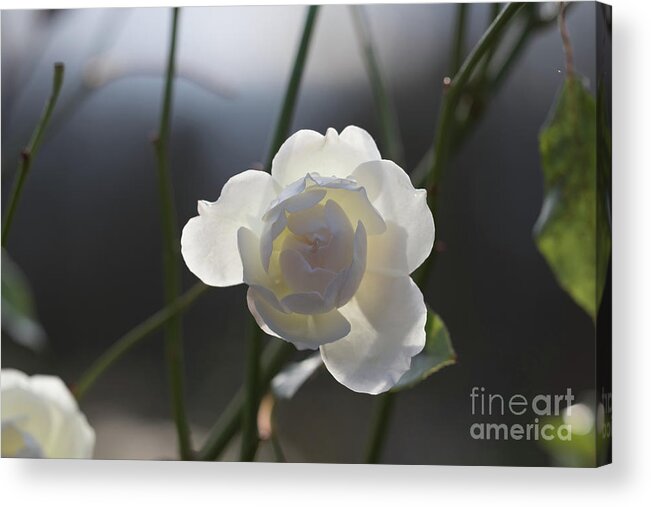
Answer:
[1,369,95,458]
[181,126,435,394]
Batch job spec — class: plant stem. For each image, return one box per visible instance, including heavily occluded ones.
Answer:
[418,3,524,291]
[450,3,468,75]
[240,322,263,461]
[2,63,64,248]
[151,7,192,460]
[266,5,319,168]
[363,4,524,464]
[197,340,294,460]
[73,282,209,400]
[558,2,575,78]
[426,2,523,211]
[350,5,404,164]
[365,392,396,464]
[478,3,503,83]
[490,16,538,92]
[412,5,558,190]
[236,5,320,463]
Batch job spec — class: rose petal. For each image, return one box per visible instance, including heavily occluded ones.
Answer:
[1,370,55,454]
[281,292,331,315]
[1,370,94,459]
[32,375,95,459]
[181,170,279,287]
[321,186,385,235]
[285,203,327,237]
[280,249,336,296]
[271,126,381,187]
[248,288,351,350]
[238,227,272,287]
[260,188,328,271]
[324,221,367,308]
[320,272,426,394]
[352,160,435,275]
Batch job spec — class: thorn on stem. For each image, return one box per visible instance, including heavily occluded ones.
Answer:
[443,76,452,90]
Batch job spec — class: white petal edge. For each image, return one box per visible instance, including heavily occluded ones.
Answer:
[1,369,95,459]
[351,160,435,276]
[320,272,426,394]
[247,288,351,350]
[271,126,381,187]
[181,170,279,287]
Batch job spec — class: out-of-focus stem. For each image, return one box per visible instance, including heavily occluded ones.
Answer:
[558,2,575,78]
[237,5,320,463]
[350,5,405,164]
[265,5,320,168]
[151,7,192,460]
[73,282,209,401]
[2,63,64,247]
[363,5,524,465]
[451,3,468,75]
[240,322,263,461]
[197,340,294,461]
[364,392,396,464]
[427,3,523,212]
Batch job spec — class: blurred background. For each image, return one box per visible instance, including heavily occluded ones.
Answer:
[2,2,609,464]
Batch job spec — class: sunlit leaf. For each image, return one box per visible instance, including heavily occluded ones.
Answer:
[392,308,456,391]
[271,352,323,400]
[1,249,46,351]
[534,77,611,320]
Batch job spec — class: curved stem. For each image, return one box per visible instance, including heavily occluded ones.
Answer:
[2,63,64,247]
[73,282,209,400]
[152,7,192,460]
[558,2,575,78]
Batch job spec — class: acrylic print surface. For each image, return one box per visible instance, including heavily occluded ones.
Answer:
[1,2,611,466]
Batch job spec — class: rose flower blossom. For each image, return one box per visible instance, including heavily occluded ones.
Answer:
[181,126,435,394]
[1,369,95,458]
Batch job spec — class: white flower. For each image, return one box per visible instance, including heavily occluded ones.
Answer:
[1,369,95,458]
[181,126,435,394]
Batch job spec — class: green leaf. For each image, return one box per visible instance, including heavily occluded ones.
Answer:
[534,77,611,321]
[1,249,46,351]
[392,308,456,391]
